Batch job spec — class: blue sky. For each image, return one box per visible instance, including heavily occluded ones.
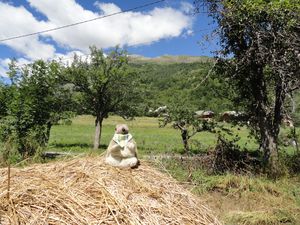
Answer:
[0,0,218,78]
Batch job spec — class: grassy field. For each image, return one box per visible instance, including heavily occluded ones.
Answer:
[48,115,261,154]
[49,115,298,155]
[46,115,300,225]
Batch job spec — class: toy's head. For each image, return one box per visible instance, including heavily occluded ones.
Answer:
[115,124,129,134]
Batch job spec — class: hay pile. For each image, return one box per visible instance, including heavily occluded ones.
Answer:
[0,156,221,224]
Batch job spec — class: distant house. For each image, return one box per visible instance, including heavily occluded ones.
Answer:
[220,111,238,122]
[220,111,251,124]
[148,106,168,117]
[195,110,214,121]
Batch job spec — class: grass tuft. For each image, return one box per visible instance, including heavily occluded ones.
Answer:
[226,210,296,225]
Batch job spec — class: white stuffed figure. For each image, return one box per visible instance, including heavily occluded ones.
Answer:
[105,124,139,168]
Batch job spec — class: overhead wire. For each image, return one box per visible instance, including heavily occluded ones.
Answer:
[0,0,213,71]
[0,0,212,43]
[0,0,166,43]
[12,27,216,69]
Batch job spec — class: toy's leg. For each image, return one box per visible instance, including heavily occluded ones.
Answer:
[119,157,138,168]
[105,155,121,167]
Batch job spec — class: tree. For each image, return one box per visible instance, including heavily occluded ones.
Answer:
[66,46,140,149]
[195,0,300,175]
[190,72,235,113]
[0,83,8,118]
[0,60,19,119]
[0,60,72,157]
[160,100,217,154]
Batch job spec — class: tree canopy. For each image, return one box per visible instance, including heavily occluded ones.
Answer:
[0,60,71,158]
[195,0,300,176]
[66,46,141,149]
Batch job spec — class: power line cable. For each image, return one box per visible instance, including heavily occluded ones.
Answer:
[0,0,166,43]
[11,27,216,69]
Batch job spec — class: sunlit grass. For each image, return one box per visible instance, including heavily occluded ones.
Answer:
[48,115,262,154]
[49,115,300,154]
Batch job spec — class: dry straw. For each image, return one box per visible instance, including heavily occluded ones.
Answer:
[0,156,222,224]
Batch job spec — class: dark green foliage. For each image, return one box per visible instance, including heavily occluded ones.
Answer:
[0,60,72,158]
[66,46,141,149]
[284,152,300,174]
[190,72,236,113]
[0,83,10,118]
[159,99,219,153]
[131,61,234,114]
[127,59,238,154]
[291,91,300,127]
[212,135,262,174]
[195,0,300,176]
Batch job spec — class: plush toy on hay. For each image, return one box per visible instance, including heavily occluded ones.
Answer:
[105,124,139,168]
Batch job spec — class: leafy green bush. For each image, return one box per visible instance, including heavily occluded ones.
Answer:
[0,59,73,161]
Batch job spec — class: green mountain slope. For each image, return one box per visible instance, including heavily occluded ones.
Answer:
[129,55,234,115]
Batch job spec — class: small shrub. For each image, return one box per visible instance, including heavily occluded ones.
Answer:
[0,139,22,166]
[211,135,262,174]
[282,151,300,174]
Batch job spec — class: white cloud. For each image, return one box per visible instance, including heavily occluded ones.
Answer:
[0,59,10,78]
[0,0,194,77]
[54,50,88,66]
[124,7,192,46]
[0,51,87,77]
[0,57,31,77]
[94,2,122,14]
[0,2,56,60]
[180,2,193,14]
[27,0,193,50]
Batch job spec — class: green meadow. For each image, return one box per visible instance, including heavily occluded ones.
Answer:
[48,115,261,154]
[49,115,298,155]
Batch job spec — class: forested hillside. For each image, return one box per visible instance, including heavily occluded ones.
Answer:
[127,55,300,126]
[129,55,234,115]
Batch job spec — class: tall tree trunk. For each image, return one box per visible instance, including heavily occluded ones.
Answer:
[261,81,285,177]
[93,117,103,150]
[45,122,52,145]
[181,128,189,154]
[254,66,280,177]
[260,126,279,176]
